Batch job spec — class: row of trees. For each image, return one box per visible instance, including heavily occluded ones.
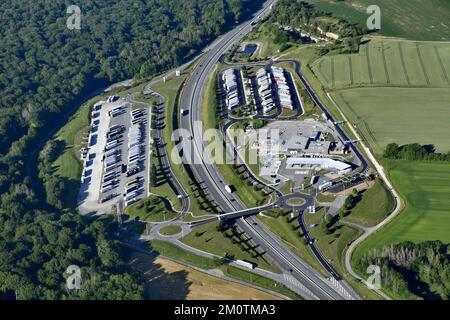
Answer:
[384,143,450,161]
[355,241,450,300]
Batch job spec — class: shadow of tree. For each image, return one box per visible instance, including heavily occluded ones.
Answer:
[0,290,16,300]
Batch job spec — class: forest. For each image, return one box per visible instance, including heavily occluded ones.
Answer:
[355,241,450,300]
[0,0,261,299]
[264,0,363,53]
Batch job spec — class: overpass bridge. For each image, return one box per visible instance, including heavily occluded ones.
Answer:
[188,203,275,226]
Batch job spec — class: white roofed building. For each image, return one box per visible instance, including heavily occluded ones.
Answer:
[286,157,352,175]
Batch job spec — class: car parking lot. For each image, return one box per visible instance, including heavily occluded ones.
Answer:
[78,96,151,215]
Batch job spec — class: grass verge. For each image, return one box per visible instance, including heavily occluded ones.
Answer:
[159,225,182,236]
[148,240,301,299]
[181,222,280,273]
[345,179,395,227]
[126,195,177,223]
[303,209,381,300]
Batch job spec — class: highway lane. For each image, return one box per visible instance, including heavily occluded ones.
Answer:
[180,0,280,212]
[177,0,357,300]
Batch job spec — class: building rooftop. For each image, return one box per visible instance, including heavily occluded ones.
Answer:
[286,157,351,172]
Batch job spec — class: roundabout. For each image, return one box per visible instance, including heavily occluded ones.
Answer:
[159,225,182,236]
[285,197,306,207]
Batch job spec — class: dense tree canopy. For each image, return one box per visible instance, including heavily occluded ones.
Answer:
[384,143,450,161]
[256,0,363,54]
[0,184,144,299]
[0,0,261,173]
[0,0,262,299]
[355,241,450,300]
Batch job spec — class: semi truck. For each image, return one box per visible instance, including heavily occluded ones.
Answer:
[235,260,256,270]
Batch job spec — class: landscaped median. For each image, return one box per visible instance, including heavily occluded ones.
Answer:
[256,210,328,277]
[302,208,381,300]
[159,225,182,236]
[180,221,280,273]
[125,195,177,223]
[151,72,219,218]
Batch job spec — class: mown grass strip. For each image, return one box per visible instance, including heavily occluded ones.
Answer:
[433,45,449,85]
[380,42,391,84]
[398,42,411,85]
[416,44,430,86]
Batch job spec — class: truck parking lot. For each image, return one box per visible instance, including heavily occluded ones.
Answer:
[78,96,151,215]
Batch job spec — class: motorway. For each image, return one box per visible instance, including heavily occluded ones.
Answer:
[176,0,358,300]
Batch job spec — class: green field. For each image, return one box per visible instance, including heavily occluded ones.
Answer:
[312,41,450,89]
[345,179,395,227]
[353,161,450,262]
[125,195,177,222]
[332,87,450,154]
[149,240,222,270]
[44,96,101,207]
[159,225,182,236]
[309,0,450,41]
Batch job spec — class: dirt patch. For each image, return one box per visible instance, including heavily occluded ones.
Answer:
[129,252,280,300]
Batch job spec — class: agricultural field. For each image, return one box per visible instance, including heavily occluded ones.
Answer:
[353,160,450,261]
[332,87,450,155]
[309,0,450,41]
[312,40,450,89]
[146,241,301,299]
